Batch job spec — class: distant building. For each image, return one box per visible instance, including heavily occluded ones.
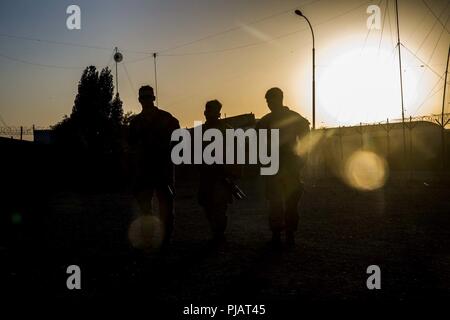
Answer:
[187,114,447,172]
[310,121,446,172]
[221,113,256,129]
[186,113,256,130]
[16,115,447,173]
[33,129,54,145]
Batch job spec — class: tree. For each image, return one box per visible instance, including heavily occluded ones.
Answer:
[122,111,136,127]
[111,93,124,126]
[53,66,124,153]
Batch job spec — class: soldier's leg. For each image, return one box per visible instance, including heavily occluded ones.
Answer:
[203,203,215,233]
[134,188,154,216]
[215,180,231,237]
[267,175,285,239]
[269,198,284,250]
[285,193,300,231]
[285,179,304,246]
[204,204,227,242]
[213,202,228,237]
[269,199,284,234]
[268,197,284,249]
[204,201,228,242]
[155,187,174,245]
[203,180,229,241]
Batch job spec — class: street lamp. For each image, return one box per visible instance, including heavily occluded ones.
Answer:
[295,10,316,130]
[113,47,123,96]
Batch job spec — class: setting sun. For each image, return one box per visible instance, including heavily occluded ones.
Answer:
[318,44,421,126]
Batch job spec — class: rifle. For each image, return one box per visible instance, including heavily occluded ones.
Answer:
[224,178,247,200]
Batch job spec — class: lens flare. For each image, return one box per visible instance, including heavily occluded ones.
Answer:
[128,215,163,250]
[11,212,22,225]
[344,150,388,191]
[294,130,325,156]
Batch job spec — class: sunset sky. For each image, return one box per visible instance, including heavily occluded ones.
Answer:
[0,0,449,129]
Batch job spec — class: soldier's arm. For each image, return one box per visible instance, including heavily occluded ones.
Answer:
[173,118,181,131]
[168,116,181,148]
[296,117,310,139]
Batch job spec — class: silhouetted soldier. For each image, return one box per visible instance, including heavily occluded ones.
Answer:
[198,100,239,246]
[128,85,180,249]
[256,88,310,248]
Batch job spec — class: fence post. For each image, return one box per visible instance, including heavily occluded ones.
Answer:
[386,119,390,158]
[356,122,364,150]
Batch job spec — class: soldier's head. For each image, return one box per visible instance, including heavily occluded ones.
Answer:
[138,85,156,109]
[265,87,284,112]
[204,100,222,122]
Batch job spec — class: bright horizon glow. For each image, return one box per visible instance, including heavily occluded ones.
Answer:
[318,44,422,126]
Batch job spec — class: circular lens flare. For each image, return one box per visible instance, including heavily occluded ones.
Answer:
[344,150,388,191]
[128,215,163,250]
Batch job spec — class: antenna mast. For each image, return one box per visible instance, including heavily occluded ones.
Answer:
[394,0,407,163]
[113,47,123,96]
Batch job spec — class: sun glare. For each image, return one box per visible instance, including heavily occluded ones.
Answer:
[319,45,420,126]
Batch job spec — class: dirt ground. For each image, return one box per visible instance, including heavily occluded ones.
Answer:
[1,172,449,314]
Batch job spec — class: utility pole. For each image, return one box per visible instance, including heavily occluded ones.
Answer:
[153,53,159,106]
[395,0,407,167]
[440,45,450,169]
[407,116,417,179]
[338,126,344,161]
[381,118,392,159]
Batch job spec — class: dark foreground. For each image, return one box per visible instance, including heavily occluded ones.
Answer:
[1,172,449,315]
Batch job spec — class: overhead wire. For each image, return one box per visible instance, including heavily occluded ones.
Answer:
[156,0,324,54]
[360,0,383,56]
[377,0,390,53]
[122,61,136,96]
[414,1,450,55]
[0,114,9,127]
[1,0,372,67]
[386,0,397,49]
[401,43,449,81]
[412,11,450,104]
[0,51,84,70]
[414,80,445,114]
[421,0,450,33]
[152,0,373,58]
[0,32,154,55]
